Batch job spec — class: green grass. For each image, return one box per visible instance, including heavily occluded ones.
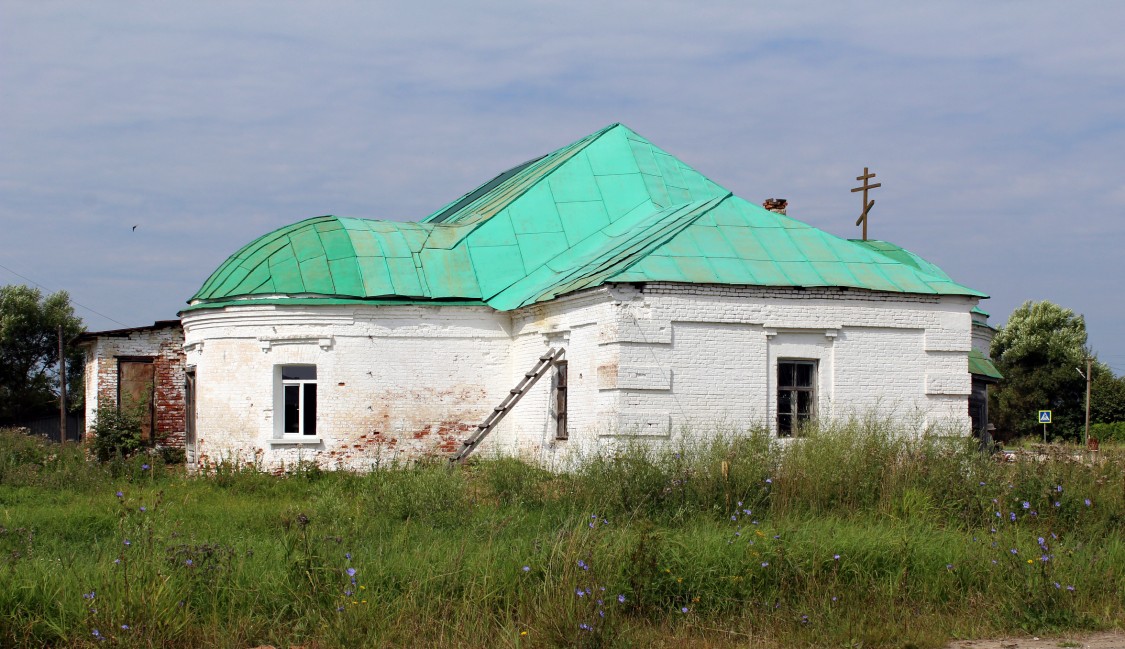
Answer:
[1,423,1123,648]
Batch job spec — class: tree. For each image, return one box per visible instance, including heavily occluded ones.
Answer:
[1090,363,1125,425]
[0,285,85,421]
[990,300,1087,441]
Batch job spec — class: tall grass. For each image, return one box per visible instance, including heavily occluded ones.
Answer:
[1,422,1122,648]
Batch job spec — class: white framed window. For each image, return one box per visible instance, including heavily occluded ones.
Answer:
[777,360,816,437]
[279,365,317,437]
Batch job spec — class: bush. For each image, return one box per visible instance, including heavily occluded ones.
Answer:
[90,407,143,462]
[1090,421,1125,443]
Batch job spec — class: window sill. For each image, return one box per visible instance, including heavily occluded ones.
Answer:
[268,437,324,446]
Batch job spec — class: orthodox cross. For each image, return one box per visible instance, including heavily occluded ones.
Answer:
[850,167,881,241]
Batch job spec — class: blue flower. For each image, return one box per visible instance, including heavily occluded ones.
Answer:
[1066,585,1075,591]
[121,624,130,630]
[522,565,530,572]
[1053,582,1061,589]
[1056,485,1063,493]
[946,564,954,570]
[346,567,356,577]
[345,552,351,560]
[1085,498,1092,506]
[1010,512,1017,522]
[115,491,123,498]
[577,559,588,570]
[185,559,193,566]
[761,561,769,567]
[618,594,626,603]
[139,506,146,512]
[833,554,840,561]
[123,539,131,547]
[765,478,772,484]
[141,464,150,471]
[83,591,95,600]
[1022,501,1030,509]
[579,623,591,631]
[1040,555,1050,562]
[1010,548,1018,555]
[681,606,689,613]
[576,589,585,597]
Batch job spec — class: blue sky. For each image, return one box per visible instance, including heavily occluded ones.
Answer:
[2,2,1123,373]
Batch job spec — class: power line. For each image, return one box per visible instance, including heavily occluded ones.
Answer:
[0,261,130,327]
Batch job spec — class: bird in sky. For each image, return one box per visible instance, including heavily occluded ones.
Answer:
[132,225,137,231]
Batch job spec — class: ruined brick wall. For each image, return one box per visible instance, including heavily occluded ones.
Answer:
[82,325,186,447]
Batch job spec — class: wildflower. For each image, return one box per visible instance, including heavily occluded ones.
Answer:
[991,559,997,564]
[1067,585,1075,591]
[115,491,123,498]
[1010,548,1019,555]
[185,559,193,566]
[579,623,591,631]
[617,594,626,603]
[1053,582,1061,589]
[589,522,595,529]
[737,501,743,507]
[1030,510,1038,516]
[831,596,837,602]
[1027,559,1033,564]
[141,464,150,471]
[1010,512,1017,522]
[1054,502,1061,508]
[576,589,585,597]
[596,599,603,606]
[1051,533,1057,539]
[1022,501,1030,509]
[681,606,689,613]
[113,559,120,565]
[833,554,840,561]
[1085,498,1092,506]
[520,630,528,636]
[995,511,1002,518]
[990,528,997,534]
[345,590,354,597]
[1056,485,1063,493]
[336,606,344,612]
[761,561,769,567]
[346,568,357,577]
[765,478,772,484]
[83,591,96,600]
[522,565,530,572]
[121,624,130,630]
[979,481,986,486]
[123,539,131,547]
[801,614,809,624]
[946,564,954,570]
[598,609,605,618]
[730,515,737,521]
[1038,537,1045,546]
[577,559,588,571]
[345,552,352,560]
[1040,555,1050,562]
[91,629,103,641]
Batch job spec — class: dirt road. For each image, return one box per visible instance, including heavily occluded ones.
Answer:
[946,631,1124,649]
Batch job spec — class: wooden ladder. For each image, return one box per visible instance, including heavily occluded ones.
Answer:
[451,347,565,463]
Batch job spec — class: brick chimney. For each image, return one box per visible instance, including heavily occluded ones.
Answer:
[762,198,788,215]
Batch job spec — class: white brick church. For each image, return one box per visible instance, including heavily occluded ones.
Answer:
[119,124,1000,470]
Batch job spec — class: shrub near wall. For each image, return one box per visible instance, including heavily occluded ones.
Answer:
[1090,421,1125,443]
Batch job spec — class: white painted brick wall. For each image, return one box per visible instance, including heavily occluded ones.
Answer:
[183,283,978,470]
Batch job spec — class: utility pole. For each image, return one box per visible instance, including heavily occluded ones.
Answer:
[58,325,67,443]
[1084,357,1092,448]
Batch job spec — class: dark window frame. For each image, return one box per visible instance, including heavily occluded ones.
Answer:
[777,359,816,438]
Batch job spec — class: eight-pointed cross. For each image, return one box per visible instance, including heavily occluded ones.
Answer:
[851,167,881,241]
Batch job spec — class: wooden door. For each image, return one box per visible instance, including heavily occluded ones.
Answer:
[118,359,155,441]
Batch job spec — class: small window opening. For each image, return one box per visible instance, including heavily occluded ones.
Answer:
[554,360,568,440]
[777,360,816,437]
[281,365,317,436]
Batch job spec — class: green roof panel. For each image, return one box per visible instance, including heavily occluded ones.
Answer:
[189,124,986,313]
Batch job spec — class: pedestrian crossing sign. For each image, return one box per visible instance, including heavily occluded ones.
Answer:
[1038,410,1052,424]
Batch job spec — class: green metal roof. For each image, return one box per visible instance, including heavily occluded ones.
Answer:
[969,349,1003,380]
[190,123,986,312]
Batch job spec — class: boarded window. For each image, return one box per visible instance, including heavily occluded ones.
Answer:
[118,358,155,441]
[554,360,568,440]
[777,360,816,437]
